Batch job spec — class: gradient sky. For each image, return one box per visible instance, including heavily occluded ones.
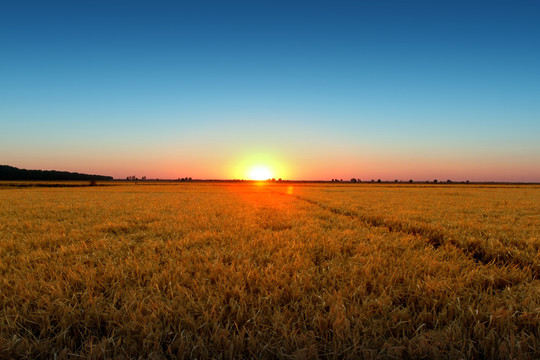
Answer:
[1,0,539,181]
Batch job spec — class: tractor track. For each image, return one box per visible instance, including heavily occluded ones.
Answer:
[268,187,538,279]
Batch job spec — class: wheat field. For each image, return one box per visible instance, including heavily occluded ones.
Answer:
[0,182,539,359]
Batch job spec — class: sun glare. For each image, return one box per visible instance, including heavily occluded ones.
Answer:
[231,153,288,180]
[248,166,273,181]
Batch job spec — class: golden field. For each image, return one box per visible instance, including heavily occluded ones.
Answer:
[0,182,538,359]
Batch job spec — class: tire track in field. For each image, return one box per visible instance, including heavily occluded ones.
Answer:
[269,188,538,278]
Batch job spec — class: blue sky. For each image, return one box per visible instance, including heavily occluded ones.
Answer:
[1,0,539,181]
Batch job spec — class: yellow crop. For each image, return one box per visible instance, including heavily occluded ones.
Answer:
[0,182,538,358]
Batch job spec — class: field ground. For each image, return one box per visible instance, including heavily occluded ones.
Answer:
[0,182,539,359]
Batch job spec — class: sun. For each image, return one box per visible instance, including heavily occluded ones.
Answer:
[248,166,273,181]
[230,152,287,180]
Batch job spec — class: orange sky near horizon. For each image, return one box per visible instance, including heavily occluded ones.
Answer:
[5,144,540,182]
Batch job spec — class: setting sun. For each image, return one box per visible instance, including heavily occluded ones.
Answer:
[230,152,289,181]
[248,166,273,181]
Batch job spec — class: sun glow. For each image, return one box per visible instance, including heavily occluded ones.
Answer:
[248,166,273,181]
[230,152,289,181]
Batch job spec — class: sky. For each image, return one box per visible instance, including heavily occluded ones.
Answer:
[1,0,539,181]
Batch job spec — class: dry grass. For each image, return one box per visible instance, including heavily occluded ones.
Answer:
[0,182,538,359]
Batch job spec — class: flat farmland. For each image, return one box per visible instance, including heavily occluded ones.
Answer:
[0,182,539,359]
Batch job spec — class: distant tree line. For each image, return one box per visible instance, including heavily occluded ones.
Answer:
[124,176,194,181]
[331,177,470,184]
[0,165,113,181]
[126,176,148,181]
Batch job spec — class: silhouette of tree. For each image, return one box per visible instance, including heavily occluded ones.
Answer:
[0,165,113,181]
